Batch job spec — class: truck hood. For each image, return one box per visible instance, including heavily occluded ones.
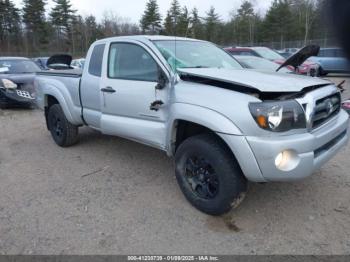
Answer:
[178,68,331,93]
[276,45,320,72]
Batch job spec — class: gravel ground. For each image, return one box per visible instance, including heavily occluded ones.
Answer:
[0,76,350,255]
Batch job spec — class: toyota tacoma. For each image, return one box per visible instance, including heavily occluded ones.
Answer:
[35,36,349,215]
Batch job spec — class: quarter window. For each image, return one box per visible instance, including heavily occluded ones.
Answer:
[108,43,158,82]
[88,44,105,77]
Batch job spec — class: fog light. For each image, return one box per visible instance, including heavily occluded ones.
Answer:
[275,152,285,167]
[274,150,300,172]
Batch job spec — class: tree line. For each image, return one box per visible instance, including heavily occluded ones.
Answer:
[0,0,332,57]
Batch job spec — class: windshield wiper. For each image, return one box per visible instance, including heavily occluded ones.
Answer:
[180,66,210,69]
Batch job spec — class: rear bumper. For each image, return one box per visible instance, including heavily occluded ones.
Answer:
[219,110,349,182]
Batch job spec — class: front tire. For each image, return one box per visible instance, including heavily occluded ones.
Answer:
[47,104,79,147]
[175,134,247,216]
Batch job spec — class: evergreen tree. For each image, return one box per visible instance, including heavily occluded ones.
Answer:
[23,0,49,51]
[261,0,294,48]
[163,11,173,35]
[84,15,103,46]
[140,0,162,34]
[235,1,258,45]
[177,6,190,36]
[189,8,204,39]
[204,6,221,42]
[50,0,76,51]
[0,0,21,53]
[163,0,182,35]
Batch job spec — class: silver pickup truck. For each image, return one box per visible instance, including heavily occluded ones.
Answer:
[35,35,349,215]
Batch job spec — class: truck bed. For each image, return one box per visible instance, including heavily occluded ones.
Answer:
[36,69,82,78]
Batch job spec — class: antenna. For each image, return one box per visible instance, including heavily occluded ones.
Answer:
[174,14,177,72]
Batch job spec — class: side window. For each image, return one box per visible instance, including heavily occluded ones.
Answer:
[88,44,105,77]
[228,51,239,55]
[108,43,158,82]
[241,51,255,56]
[335,49,345,58]
[320,49,335,57]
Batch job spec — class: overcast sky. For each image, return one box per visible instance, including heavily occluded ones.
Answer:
[12,0,273,23]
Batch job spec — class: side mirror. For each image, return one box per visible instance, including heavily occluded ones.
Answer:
[156,68,168,90]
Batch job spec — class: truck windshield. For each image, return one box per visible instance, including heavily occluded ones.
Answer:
[153,40,243,71]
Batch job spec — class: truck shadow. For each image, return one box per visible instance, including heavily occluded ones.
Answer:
[76,126,349,234]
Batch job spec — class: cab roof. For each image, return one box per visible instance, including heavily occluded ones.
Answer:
[94,35,205,45]
[0,57,30,61]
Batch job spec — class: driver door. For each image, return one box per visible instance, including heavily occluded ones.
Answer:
[100,41,169,149]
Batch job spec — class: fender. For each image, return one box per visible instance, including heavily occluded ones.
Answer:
[166,102,243,155]
[38,78,83,126]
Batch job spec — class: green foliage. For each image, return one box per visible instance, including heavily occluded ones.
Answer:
[49,0,76,51]
[189,8,204,39]
[163,0,182,35]
[0,0,338,56]
[177,7,190,36]
[234,1,261,45]
[23,0,49,49]
[261,0,295,44]
[204,6,221,42]
[50,0,76,28]
[0,0,21,53]
[140,0,162,34]
[0,0,21,37]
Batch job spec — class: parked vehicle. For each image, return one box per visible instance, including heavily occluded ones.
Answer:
[342,99,350,114]
[33,57,49,70]
[277,48,300,58]
[308,48,350,76]
[277,51,293,59]
[234,55,293,73]
[35,36,349,215]
[46,54,74,70]
[225,46,317,75]
[71,58,85,69]
[0,57,40,109]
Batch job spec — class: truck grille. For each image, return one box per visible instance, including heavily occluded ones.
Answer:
[312,93,341,128]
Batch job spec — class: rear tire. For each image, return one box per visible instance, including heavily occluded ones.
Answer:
[175,134,247,216]
[47,104,79,147]
[319,67,328,76]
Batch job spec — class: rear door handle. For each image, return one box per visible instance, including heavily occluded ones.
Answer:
[101,87,116,93]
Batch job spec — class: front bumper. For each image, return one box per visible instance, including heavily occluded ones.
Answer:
[0,89,35,107]
[220,110,349,182]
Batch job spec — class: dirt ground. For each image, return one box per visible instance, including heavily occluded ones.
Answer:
[0,76,350,255]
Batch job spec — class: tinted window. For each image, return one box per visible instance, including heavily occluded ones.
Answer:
[108,43,158,82]
[319,49,336,57]
[240,51,256,56]
[88,44,105,77]
[335,49,345,57]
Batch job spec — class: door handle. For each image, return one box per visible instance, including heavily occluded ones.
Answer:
[101,87,116,93]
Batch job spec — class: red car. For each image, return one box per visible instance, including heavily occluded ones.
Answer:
[224,46,318,75]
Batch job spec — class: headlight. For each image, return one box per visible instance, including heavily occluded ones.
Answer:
[1,79,17,89]
[249,100,306,132]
